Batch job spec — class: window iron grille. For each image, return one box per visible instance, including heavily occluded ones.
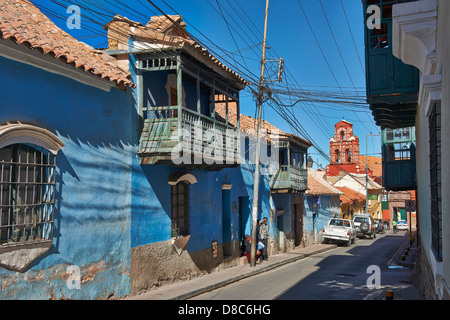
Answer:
[0,144,56,247]
[429,103,442,261]
[171,181,190,238]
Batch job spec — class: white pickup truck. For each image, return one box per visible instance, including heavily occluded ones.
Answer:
[322,218,357,246]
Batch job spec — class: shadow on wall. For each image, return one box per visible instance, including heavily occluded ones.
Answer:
[0,58,137,298]
[129,161,273,293]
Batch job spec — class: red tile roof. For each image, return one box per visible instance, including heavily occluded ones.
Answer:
[215,103,313,147]
[104,14,246,87]
[359,155,382,178]
[0,0,134,88]
[306,169,342,196]
[335,186,366,204]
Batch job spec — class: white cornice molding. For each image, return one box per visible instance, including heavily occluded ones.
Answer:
[168,172,198,185]
[392,0,438,74]
[0,38,115,92]
[419,73,442,116]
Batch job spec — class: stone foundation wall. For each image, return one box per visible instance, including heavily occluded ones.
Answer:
[130,239,240,295]
[414,244,439,300]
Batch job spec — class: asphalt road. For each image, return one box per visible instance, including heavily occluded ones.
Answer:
[191,231,414,300]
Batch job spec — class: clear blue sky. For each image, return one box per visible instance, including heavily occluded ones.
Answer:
[30,0,382,169]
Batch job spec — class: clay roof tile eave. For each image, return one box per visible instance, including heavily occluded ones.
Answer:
[0,0,134,88]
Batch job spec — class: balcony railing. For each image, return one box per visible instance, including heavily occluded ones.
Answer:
[270,165,308,192]
[139,106,240,168]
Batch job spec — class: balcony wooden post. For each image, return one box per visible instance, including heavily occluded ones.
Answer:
[137,60,144,118]
[287,145,291,181]
[177,56,183,143]
[196,78,201,114]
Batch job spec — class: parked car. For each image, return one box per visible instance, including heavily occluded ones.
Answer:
[374,219,385,234]
[353,214,376,239]
[322,218,357,246]
[397,220,409,231]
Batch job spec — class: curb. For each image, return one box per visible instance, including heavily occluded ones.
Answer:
[168,244,338,300]
[365,231,419,300]
[388,231,416,268]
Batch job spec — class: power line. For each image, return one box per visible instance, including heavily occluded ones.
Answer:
[339,0,365,76]
[297,0,374,133]
[33,0,377,152]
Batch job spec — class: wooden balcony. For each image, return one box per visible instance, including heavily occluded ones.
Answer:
[383,159,416,191]
[381,127,416,191]
[270,165,308,193]
[363,0,419,129]
[138,105,240,169]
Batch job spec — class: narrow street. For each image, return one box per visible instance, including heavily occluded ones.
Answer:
[191,231,414,300]
[4,0,448,302]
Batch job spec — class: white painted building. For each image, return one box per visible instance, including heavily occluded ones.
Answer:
[392,0,449,299]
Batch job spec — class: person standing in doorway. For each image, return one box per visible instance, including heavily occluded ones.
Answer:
[259,217,269,261]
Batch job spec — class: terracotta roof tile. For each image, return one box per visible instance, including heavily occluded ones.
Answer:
[215,103,313,147]
[306,168,342,195]
[359,155,382,178]
[214,103,282,140]
[335,186,365,204]
[0,0,134,88]
[145,15,189,38]
[104,14,246,86]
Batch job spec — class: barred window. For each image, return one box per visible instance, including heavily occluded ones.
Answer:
[171,181,190,238]
[0,144,56,247]
[429,102,441,261]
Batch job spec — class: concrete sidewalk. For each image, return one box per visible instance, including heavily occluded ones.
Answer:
[123,243,338,300]
[370,230,425,300]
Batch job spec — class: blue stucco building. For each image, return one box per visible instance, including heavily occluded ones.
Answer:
[102,14,280,292]
[0,0,135,299]
[304,169,342,246]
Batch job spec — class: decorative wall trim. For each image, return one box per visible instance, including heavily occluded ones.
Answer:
[418,73,442,116]
[392,0,438,74]
[0,242,52,272]
[0,123,65,154]
[168,172,198,185]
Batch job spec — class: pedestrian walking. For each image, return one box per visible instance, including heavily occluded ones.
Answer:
[259,217,269,261]
[392,220,398,233]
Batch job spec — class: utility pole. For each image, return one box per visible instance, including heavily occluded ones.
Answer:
[365,133,380,215]
[250,0,270,267]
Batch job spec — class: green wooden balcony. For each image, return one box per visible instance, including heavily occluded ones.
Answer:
[270,165,308,193]
[381,127,416,191]
[363,0,419,129]
[138,105,240,168]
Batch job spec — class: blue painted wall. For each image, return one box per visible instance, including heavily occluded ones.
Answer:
[0,56,134,299]
[130,158,272,253]
[304,194,340,244]
[272,193,292,236]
